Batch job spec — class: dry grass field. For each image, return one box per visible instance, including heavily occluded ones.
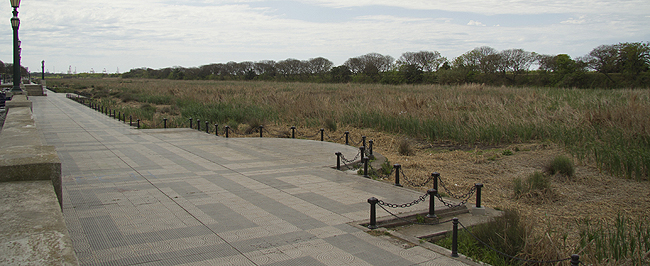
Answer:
[50,78,650,265]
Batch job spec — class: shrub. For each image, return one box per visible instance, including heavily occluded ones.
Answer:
[324,118,337,132]
[549,155,575,177]
[436,209,530,266]
[398,139,415,156]
[514,171,551,198]
[502,149,514,156]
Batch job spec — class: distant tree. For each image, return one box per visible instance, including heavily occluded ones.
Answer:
[254,60,276,77]
[329,65,352,83]
[398,64,423,84]
[345,53,394,74]
[617,42,650,74]
[307,57,333,74]
[584,44,620,82]
[499,49,536,82]
[397,51,446,72]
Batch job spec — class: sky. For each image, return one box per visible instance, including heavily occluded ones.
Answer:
[0,0,648,74]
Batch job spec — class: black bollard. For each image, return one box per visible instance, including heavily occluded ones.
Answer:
[344,131,349,145]
[451,218,459,257]
[432,172,440,192]
[122,113,125,123]
[137,119,140,129]
[290,126,296,138]
[394,164,402,187]
[259,125,264,138]
[163,118,167,129]
[475,183,484,208]
[570,254,580,266]
[368,140,374,159]
[206,121,209,133]
[367,197,379,229]
[362,136,366,149]
[320,128,324,141]
[215,124,218,136]
[335,152,342,170]
[197,119,200,131]
[427,189,437,218]
[130,116,132,126]
[225,126,230,138]
[189,118,193,129]
[363,157,369,178]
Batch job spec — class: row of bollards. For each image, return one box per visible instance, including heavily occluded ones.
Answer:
[84,101,145,129]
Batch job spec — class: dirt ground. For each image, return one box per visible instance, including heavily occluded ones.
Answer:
[258,124,650,248]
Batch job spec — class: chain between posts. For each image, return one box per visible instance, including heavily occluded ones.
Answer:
[377,204,455,226]
[438,175,478,200]
[377,192,428,208]
[435,187,476,208]
[399,168,434,187]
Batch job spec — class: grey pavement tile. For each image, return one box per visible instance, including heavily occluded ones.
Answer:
[323,234,414,265]
[263,256,327,266]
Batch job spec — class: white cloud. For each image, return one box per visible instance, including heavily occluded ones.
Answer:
[468,20,486,26]
[301,0,650,15]
[0,0,647,73]
[561,16,587,24]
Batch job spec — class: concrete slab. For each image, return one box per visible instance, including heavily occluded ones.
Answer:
[0,181,77,265]
[29,90,478,266]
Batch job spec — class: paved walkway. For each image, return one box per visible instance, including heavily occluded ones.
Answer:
[32,92,468,266]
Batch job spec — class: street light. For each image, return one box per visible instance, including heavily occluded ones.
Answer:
[10,0,22,93]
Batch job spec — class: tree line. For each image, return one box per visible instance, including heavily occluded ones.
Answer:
[103,42,650,88]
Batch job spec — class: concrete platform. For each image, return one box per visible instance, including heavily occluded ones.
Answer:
[30,91,478,266]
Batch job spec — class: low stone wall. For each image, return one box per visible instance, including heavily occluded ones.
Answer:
[25,84,45,96]
[0,95,78,265]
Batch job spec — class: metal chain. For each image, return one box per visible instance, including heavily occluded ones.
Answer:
[438,176,478,200]
[399,168,434,187]
[340,151,361,165]
[378,192,428,208]
[377,204,455,226]
[434,188,475,208]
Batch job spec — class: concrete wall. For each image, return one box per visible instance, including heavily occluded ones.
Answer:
[0,95,78,265]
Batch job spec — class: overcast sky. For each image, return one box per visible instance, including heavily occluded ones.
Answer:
[0,0,648,74]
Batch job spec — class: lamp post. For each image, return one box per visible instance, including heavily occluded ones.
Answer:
[10,0,22,93]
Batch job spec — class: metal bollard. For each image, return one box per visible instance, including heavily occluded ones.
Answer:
[475,183,484,208]
[259,125,264,138]
[197,119,200,131]
[359,146,365,163]
[206,121,209,133]
[344,131,349,145]
[335,152,342,170]
[367,197,379,229]
[320,128,324,141]
[362,136,366,149]
[570,254,580,266]
[130,116,132,126]
[137,119,140,129]
[163,118,167,129]
[451,218,459,257]
[113,110,116,118]
[363,157,369,178]
[394,164,402,187]
[432,172,440,192]
[427,189,437,218]
[214,124,218,136]
[122,113,125,123]
[368,140,374,158]
[225,126,230,138]
[291,126,296,138]
[189,118,193,129]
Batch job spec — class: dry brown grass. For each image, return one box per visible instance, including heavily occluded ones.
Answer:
[51,78,650,263]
